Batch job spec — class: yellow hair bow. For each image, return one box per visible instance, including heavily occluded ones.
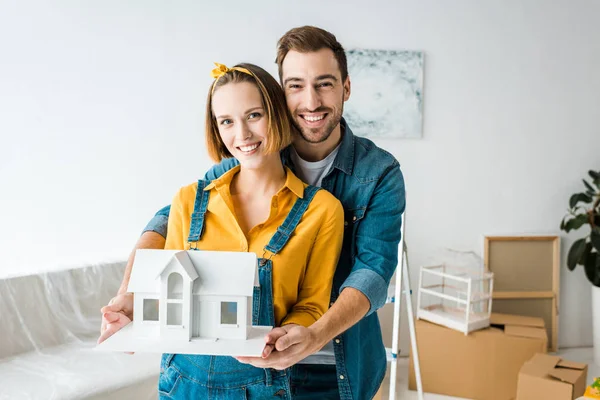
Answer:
[210,62,252,79]
[210,62,253,94]
[210,62,231,79]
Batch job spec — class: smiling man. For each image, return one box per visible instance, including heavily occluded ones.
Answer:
[100,26,406,400]
[282,48,349,162]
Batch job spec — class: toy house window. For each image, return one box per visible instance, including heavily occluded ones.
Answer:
[168,272,183,299]
[167,303,182,325]
[220,301,238,325]
[143,298,159,321]
[167,272,183,326]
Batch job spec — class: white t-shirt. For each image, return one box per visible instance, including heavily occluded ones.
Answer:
[290,143,341,365]
[289,144,340,187]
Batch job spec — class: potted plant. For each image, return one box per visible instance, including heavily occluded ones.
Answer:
[560,169,600,364]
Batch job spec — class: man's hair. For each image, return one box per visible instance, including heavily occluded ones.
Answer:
[276,26,348,82]
[205,63,293,162]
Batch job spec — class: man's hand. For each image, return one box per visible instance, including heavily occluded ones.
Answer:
[236,288,371,370]
[98,292,134,344]
[236,324,323,370]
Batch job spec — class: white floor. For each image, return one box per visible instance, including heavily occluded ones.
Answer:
[379,347,597,400]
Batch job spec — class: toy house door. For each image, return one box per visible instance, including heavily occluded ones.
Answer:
[192,295,217,339]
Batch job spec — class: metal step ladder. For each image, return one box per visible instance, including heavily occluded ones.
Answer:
[383,211,423,400]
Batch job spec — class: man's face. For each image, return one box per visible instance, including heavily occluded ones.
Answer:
[281,49,351,144]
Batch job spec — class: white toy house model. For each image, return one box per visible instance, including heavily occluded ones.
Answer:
[96,249,272,356]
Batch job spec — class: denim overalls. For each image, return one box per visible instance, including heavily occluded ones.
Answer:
[158,180,321,400]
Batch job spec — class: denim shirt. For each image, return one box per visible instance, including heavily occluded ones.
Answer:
[144,118,406,400]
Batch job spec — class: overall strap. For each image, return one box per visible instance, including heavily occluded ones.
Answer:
[264,185,321,255]
[187,180,211,244]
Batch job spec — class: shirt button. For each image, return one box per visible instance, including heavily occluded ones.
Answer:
[352,216,357,221]
[344,221,348,226]
[339,375,345,380]
[335,338,340,344]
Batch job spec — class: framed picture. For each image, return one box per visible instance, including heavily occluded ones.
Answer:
[344,49,424,139]
[484,235,560,351]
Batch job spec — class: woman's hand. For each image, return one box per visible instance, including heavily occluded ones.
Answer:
[98,292,134,345]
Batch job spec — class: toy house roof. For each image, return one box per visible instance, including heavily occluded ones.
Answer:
[155,250,199,281]
[128,249,258,297]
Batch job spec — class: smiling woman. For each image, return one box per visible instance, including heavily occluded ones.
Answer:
[204,63,293,163]
[211,82,277,171]
[153,62,345,399]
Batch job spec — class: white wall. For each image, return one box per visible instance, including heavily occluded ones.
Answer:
[1,0,598,347]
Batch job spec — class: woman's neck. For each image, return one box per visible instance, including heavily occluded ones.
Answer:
[231,156,286,197]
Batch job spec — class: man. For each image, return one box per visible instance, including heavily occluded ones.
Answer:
[100,26,405,400]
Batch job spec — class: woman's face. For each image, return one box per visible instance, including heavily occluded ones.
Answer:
[212,81,275,170]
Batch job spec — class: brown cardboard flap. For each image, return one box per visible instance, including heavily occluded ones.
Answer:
[490,312,545,328]
[524,354,561,375]
[505,325,547,340]
[557,360,587,370]
[548,368,584,384]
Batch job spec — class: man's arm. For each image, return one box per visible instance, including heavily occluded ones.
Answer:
[244,286,370,367]
[338,162,405,314]
[309,287,370,347]
[117,231,166,295]
[238,162,406,368]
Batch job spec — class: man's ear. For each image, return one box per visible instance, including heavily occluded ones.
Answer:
[343,76,351,102]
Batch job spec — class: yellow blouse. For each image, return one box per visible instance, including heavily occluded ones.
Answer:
[165,166,344,327]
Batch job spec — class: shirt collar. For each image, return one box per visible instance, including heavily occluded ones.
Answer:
[204,164,305,199]
[331,117,354,176]
[284,166,306,198]
[204,164,240,191]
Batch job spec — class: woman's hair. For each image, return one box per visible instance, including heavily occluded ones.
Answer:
[205,63,293,162]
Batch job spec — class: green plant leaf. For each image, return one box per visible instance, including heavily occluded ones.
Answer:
[560,217,566,231]
[583,251,600,287]
[583,179,596,193]
[589,170,600,188]
[572,206,588,215]
[567,238,587,270]
[564,213,589,232]
[592,229,600,253]
[582,241,593,264]
[569,193,593,208]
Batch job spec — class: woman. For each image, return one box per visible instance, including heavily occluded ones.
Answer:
[157,62,344,399]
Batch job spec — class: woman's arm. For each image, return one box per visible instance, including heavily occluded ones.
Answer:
[280,195,344,327]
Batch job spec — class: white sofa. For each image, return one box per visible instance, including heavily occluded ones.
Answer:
[0,262,161,400]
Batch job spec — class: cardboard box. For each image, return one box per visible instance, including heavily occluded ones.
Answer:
[516,353,587,400]
[409,313,548,400]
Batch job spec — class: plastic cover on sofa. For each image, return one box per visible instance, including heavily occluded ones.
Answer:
[0,262,160,400]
